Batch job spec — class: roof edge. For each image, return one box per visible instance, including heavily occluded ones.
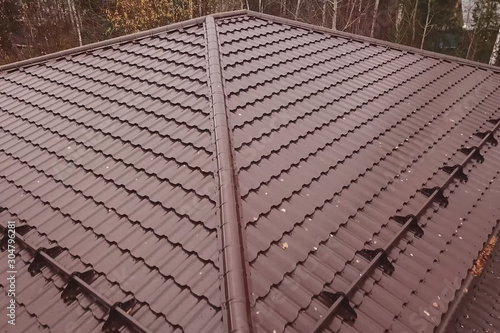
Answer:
[244,10,500,73]
[435,220,500,333]
[205,15,252,333]
[0,10,248,72]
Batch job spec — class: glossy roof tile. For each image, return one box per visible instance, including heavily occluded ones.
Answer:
[1,10,500,333]
[217,12,500,333]
[0,21,222,333]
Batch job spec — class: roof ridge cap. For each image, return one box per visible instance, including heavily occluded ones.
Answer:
[205,15,253,333]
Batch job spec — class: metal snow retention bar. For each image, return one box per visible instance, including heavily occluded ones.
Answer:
[0,222,153,333]
[419,186,449,207]
[0,223,31,250]
[310,118,500,333]
[319,291,357,322]
[358,248,395,275]
[205,15,252,333]
[390,214,424,237]
[459,146,485,163]
[28,246,64,275]
[61,270,97,303]
[474,131,498,146]
[442,165,468,183]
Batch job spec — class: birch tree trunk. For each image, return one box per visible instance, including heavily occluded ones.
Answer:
[489,27,500,65]
[67,0,82,46]
[282,0,288,16]
[395,2,403,42]
[332,0,337,30]
[344,0,357,31]
[411,0,419,45]
[322,0,327,27]
[295,0,302,19]
[370,0,380,37]
[420,0,432,49]
[357,0,362,33]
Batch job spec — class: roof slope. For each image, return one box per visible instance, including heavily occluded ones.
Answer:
[217,13,500,333]
[1,10,500,333]
[453,236,500,332]
[0,20,222,333]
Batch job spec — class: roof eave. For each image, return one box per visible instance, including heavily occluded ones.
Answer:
[435,220,500,333]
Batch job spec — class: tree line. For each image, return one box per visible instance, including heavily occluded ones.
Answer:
[1,0,499,66]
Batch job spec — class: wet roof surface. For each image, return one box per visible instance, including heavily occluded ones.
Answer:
[1,10,500,333]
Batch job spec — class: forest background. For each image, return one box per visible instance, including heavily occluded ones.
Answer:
[1,0,499,66]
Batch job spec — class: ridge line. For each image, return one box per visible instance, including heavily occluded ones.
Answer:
[205,15,253,333]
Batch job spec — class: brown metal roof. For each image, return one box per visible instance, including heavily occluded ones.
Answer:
[1,10,500,333]
[451,235,500,332]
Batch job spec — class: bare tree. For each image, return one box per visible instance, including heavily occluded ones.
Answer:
[281,0,287,16]
[67,0,82,46]
[322,0,327,26]
[411,0,419,44]
[295,0,302,18]
[489,27,500,64]
[344,0,358,31]
[394,2,404,42]
[370,0,380,37]
[332,0,338,29]
[420,0,435,48]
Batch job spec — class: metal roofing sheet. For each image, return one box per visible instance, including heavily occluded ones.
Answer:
[0,22,222,333]
[1,10,500,333]
[217,13,500,333]
[452,233,500,333]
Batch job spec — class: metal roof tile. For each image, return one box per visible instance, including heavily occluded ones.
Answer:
[3,11,500,333]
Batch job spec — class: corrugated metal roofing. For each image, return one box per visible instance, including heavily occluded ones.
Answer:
[1,9,500,333]
[0,20,222,333]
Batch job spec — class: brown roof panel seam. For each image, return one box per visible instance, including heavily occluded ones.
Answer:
[309,115,500,332]
[244,62,472,235]
[245,11,500,73]
[0,219,154,333]
[0,100,214,196]
[253,67,490,316]
[15,66,209,116]
[0,9,498,74]
[0,11,247,73]
[0,72,213,137]
[438,223,500,333]
[236,57,441,199]
[205,15,252,333]
[49,57,210,101]
[0,205,192,329]
[282,75,496,328]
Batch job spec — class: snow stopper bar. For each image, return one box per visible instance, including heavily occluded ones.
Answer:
[310,118,500,332]
[0,223,152,333]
